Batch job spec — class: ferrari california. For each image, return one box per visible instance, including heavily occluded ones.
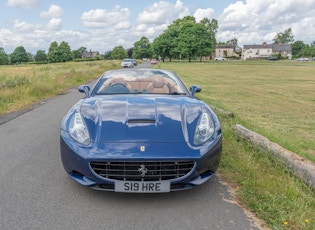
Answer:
[60,68,222,193]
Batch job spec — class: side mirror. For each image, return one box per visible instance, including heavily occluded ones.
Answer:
[78,85,90,97]
[190,85,201,97]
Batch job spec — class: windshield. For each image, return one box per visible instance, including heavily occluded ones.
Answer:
[92,69,189,95]
[122,59,132,63]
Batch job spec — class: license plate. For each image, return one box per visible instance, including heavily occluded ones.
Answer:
[115,181,170,193]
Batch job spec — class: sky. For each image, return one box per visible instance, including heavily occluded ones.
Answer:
[1,0,315,54]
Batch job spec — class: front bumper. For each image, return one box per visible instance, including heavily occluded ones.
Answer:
[60,131,222,192]
[121,64,133,68]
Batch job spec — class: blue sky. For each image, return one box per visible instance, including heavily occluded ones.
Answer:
[1,0,315,54]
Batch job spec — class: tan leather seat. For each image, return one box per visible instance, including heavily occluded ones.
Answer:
[146,75,170,94]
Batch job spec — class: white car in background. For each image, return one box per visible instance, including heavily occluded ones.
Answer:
[214,57,226,61]
[121,59,134,68]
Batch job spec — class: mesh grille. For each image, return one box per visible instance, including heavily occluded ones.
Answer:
[90,161,195,181]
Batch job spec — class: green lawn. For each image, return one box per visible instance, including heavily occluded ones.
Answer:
[0,60,119,115]
[157,60,315,163]
[156,60,315,230]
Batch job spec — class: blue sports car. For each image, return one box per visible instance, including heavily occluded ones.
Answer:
[60,68,222,193]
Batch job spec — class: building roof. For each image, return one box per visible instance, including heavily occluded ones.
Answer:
[216,45,235,49]
[272,44,291,51]
[243,43,291,51]
[243,44,272,49]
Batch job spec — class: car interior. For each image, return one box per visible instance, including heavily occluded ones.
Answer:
[97,75,178,94]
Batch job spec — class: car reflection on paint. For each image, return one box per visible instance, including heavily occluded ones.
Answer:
[60,68,222,193]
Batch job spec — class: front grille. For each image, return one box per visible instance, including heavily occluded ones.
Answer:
[90,161,195,181]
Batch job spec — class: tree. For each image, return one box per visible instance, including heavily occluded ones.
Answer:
[104,50,113,60]
[111,46,127,59]
[291,40,306,57]
[154,16,218,61]
[47,41,60,63]
[177,21,196,61]
[47,41,72,63]
[132,37,153,59]
[27,52,34,62]
[174,16,215,62]
[127,48,133,58]
[34,50,47,62]
[226,38,238,47]
[10,46,29,64]
[273,27,294,44]
[194,23,212,61]
[152,26,179,62]
[301,45,315,57]
[201,18,218,56]
[59,41,73,62]
[72,47,87,59]
[0,47,9,65]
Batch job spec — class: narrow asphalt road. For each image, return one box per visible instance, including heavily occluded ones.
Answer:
[0,65,261,230]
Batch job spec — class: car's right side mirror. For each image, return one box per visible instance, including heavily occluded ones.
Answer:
[78,85,90,98]
[190,85,201,97]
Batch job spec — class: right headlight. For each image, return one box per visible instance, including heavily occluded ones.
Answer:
[69,112,90,145]
[193,113,215,145]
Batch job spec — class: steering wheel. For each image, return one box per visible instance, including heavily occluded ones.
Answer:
[110,83,127,88]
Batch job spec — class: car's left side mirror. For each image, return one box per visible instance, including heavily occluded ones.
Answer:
[190,85,201,97]
[79,85,90,97]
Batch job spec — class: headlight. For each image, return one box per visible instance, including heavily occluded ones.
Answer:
[69,112,90,145]
[193,113,214,145]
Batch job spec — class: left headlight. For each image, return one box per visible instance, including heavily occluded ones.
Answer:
[193,113,215,145]
[69,112,90,145]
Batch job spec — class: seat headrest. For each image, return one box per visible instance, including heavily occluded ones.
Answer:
[152,76,165,88]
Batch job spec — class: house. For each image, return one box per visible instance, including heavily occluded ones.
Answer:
[242,43,292,60]
[272,44,292,58]
[215,45,239,59]
[82,51,100,59]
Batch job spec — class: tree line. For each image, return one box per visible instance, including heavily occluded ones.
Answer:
[1,18,315,65]
[106,16,218,62]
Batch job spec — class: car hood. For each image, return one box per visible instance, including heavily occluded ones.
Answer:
[80,96,203,143]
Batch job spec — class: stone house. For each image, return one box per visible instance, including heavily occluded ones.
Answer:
[242,43,292,60]
[215,45,239,58]
[82,51,100,59]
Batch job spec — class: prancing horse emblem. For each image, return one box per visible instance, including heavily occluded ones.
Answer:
[138,164,148,177]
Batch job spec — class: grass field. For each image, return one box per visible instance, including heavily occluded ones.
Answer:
[157,60,315,230]
[0,60,119,115]
[1,60,314,229]
[158,61,315,163]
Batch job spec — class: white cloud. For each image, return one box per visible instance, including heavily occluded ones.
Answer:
[218,0,315,45]
[46,18,62,31]
[194,8,215,22]
[137,0,189,25]
[81,5,130,29]
[13,20,41,32]
[39,5,63,19]
[114,21,131,30]
[135,0,189,41]
[7,0,38,8]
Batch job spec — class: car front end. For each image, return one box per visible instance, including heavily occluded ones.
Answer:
[60,69,222,193]
[120,59,134,68]
[60,128,222,192]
